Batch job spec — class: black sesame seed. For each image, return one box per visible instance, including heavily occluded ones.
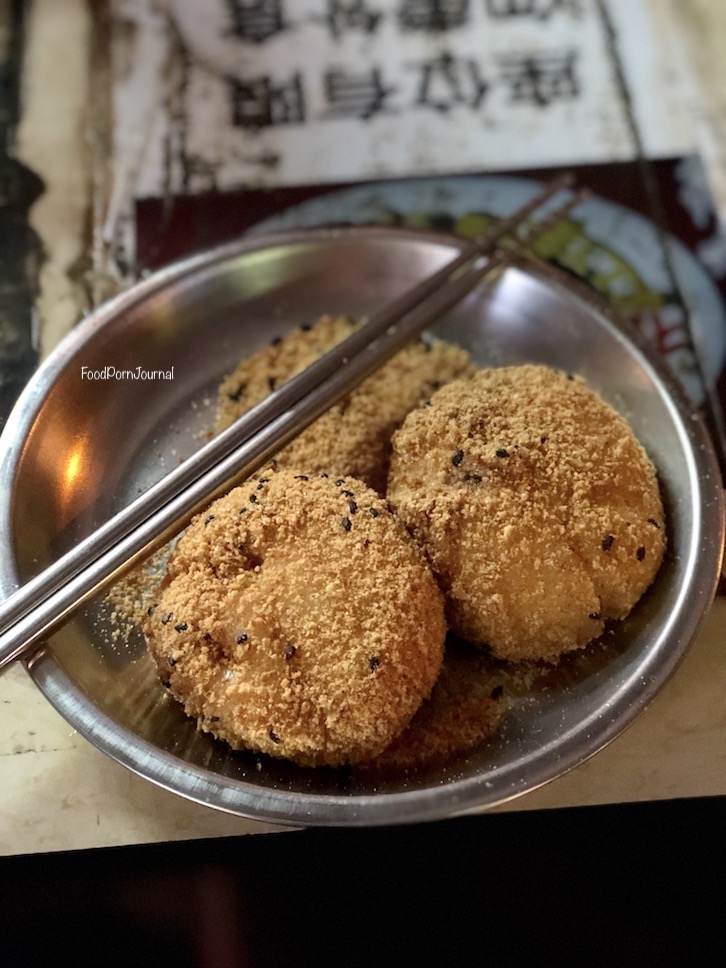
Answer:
[209,716,220,723]
[348,500,358,514]
[256,483,264,491]
[369,508,379,518]
[249,493,257,503]
[161,612,173,625]
[168,657,177,666]
[340,489,354,498]
[284,645,297,661]
[147,605,156,616]
[602,535,615,551]
[647,518,660,529]
[294,474,309,481]
[239,507,247,514]
[495,448,509,459]
[335,479,346,486]
[464,473,482,483]
[320,472,329,478]
[203,633,212,642]
[267,377,276,392]
[636,546,646,561]
[174,622,188,632]
[490,684,504,700]
[258,477,269,484]
[342,517,352,532]
[589,612,602,621]
[566,372,574,380]
[269,730,281,744]
[227,383,246,402]
[369,656,380,672]
[236,633,248,644]
[452,450,464,466]
[204,514,215,525]
[540,435,548,444]
[161,679,171,689]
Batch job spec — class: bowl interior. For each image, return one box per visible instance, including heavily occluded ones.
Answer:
[1,227,722,825]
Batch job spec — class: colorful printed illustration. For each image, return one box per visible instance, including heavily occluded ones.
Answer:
[245,173,725,407]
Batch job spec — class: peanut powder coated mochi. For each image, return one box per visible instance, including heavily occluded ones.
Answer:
[387,365,666,663]
[143,469,447,767]
[216,314,473,493]
[358,640,507,772]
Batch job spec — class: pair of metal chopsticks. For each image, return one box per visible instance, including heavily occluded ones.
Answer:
[0,174,584,671]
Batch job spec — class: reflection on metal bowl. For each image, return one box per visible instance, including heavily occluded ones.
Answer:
[0,227,722,825]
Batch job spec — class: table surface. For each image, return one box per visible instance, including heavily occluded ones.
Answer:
[2,0,726,856]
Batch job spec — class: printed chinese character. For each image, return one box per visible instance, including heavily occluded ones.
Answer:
[484,0,582,20]
[224,0,287,44]
[638,305,692,356]
[412,52,488,112]
[323,68,396,119]
[398,0,470,32]
[497,50,579,107]
[230,74,305,128]
[324,0,384,37]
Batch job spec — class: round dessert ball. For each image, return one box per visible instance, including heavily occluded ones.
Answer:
[216,314,473,493]
[387,364,666,663]
[358,639,506,772]
[143,469,447,767]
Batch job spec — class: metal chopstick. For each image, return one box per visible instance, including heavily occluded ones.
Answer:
[0,180,583,671]
[0,175,573,638]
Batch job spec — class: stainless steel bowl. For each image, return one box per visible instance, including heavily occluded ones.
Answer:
[0,227,722,825]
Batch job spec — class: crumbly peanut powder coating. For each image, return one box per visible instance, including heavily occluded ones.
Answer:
[387,365,666,662]
[358,640,506,771]
[142,469,447,767]
[216,314,473,493]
